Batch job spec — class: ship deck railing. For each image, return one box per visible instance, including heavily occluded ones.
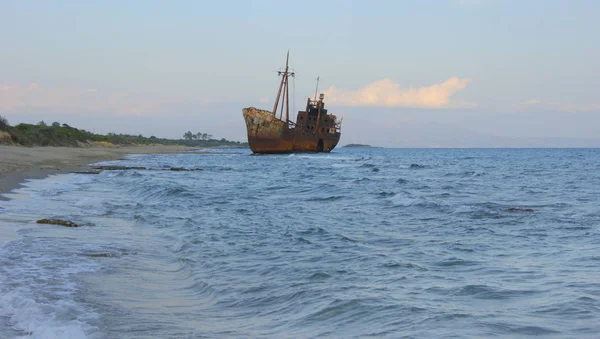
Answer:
[279,117,341,133]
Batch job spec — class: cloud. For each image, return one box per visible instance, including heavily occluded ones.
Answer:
[521,99,600,113]
[323,77,475,109]
[522,99,540,105]
[0,83,197,116]
[259,97,270,103]
[0,85,16,92]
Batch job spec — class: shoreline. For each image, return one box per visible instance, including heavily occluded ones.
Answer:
[0,145,196,200]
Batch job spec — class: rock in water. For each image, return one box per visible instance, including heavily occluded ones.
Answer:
[92,166,146,171]
[36,218,80,227]
[169,167,204,171]
[86,253,112,258]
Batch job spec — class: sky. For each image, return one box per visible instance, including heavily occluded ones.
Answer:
[1,0,599,147]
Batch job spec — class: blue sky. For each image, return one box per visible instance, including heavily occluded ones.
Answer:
[1,0,599,146]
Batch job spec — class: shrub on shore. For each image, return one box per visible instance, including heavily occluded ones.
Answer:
[0,115,9,131]
[0,131,12,145]
[1,115,15,145]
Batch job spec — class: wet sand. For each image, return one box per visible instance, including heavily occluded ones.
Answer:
[0,145,195,199]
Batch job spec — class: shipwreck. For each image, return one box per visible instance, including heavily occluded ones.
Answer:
[242,53,342,154]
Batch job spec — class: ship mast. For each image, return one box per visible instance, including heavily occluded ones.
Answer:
[272,51,295,123]
[313,76,320,102]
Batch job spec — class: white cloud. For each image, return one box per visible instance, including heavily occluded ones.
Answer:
[259,97,270,103]
[521,99,600,113]
[323,77,475,109]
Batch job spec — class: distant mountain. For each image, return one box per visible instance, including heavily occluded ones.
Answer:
[342,143,381,148]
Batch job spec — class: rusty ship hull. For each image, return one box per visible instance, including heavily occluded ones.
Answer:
[242,53,342,154]
[243,107,341,154]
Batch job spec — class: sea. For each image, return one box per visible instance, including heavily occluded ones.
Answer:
[1,147,599,338]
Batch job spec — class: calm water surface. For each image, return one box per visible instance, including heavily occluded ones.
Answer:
[1,148,600,338]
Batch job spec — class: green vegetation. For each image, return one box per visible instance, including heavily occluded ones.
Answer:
[0,115,248,148]
[183,131,212,141]
[0,115,9,131]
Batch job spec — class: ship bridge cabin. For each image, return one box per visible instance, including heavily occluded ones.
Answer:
[295,93,340,135]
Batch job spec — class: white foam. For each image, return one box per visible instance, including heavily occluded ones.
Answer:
[0,249,101,338]
[0,291,93,339]
[171,239,185,253]
[0,174,104,338]
[331,163,353,168]
[389,193,418,207]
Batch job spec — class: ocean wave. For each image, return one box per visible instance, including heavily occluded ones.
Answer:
[375,191,396,198]
[433,257,479,267]
[444,170,485,178]
[0,291,97,339]
[307,195,345,202]
[388,193,418,206]
[0,239,101,338]
[387,193,443,209]
[408,164,429,169]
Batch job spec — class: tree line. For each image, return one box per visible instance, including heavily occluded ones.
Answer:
[0,115,247,147]
[183,131,213,141]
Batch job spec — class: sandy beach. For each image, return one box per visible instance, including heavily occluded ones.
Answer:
[0,145,194,198]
